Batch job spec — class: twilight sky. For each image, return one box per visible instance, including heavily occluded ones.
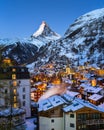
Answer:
[0,0,104,38]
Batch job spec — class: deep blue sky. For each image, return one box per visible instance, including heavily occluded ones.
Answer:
[0,0,104,38]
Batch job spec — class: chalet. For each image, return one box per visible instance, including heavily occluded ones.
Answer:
[79,83,103,100]
[38,94,104,130]
[88,93,104,105]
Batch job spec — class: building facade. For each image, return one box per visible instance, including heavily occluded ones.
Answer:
[0,66,31,117]
[38,94,104,130]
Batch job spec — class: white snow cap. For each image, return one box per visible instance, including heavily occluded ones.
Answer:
[65,8,104,36]
[32,21,61,38]
[33,21,47,37]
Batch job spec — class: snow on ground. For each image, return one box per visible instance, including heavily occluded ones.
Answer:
[26,118,37,130]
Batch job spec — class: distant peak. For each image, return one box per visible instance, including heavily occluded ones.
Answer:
[32,21,61,39]
[32,21,49,37]
[41,21,48,28]
[41,21,47,26]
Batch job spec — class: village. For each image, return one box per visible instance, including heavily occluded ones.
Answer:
[0,58,104,130]
[31,62,104,130]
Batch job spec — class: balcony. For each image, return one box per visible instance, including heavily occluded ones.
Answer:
[77,119,104,125]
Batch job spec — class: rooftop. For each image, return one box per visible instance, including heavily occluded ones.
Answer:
[38,94,104,113]
[88,93,103,101]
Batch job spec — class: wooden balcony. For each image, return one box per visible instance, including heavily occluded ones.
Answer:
[77,119,104,125]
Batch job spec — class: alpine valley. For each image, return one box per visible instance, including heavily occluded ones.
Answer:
[0,8,104,68]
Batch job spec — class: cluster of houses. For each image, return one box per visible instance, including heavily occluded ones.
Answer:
[38,94,104,130]
[31,62,104,130]
[0,58,104,130]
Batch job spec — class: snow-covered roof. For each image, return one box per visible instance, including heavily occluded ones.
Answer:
[88,94,103,101]
[33,82,42,86]
[98,103,104,109]
[31,101,38,107]
[97,77,104,81]
[63,95,104,113]
[66,90,79,97]
[63,100,83,112]
[38,94,104,113]
[80,83,103,93]
[38,95,66,112]
[31,88,37,92]
[62,78,72,84]
[0,108,25,117]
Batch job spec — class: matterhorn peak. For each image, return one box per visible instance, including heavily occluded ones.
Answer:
[41,21,48,26]
[32,21,48,37]
[32,21,61,39]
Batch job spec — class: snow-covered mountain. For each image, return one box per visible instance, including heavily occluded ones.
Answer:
[33,21,60,38]
[29,8,104,68]
[0,41,38,64]
[0,21,61,64]
[1,8,104,67]
[31,21,61,47]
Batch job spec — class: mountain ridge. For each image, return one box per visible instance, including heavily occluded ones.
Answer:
[32,21,60,38]
[0,21,61,64]
[27,8,104,69]
[0,8,104,68]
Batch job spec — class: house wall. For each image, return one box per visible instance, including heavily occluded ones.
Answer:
[17,79,31,117]
[64,113,76,130]
[0,79,31,117]
[0,80,12,107]
[39,116,64,130]
[0,66,31,118]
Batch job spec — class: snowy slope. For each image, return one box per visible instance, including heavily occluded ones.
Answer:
[65,8,104,36]
[31,21,61,47]
[0,41,38,64]
[0,21,61,64]
[62,8,104,66]
[28,8,104,69]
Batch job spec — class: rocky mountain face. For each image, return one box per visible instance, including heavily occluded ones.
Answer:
[0,21,60,64]
[31,8,104,68]
[0,8,104,67]
[32,21,60,39]
[31,21,61,48]
[0,41,38,64]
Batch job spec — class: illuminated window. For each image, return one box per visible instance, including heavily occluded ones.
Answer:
[12,68,16,72]
[12,74,16,79]
[14,96,17,102]
[13,89,17,94]
[14,103,17,108]
[13,81,17,87]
